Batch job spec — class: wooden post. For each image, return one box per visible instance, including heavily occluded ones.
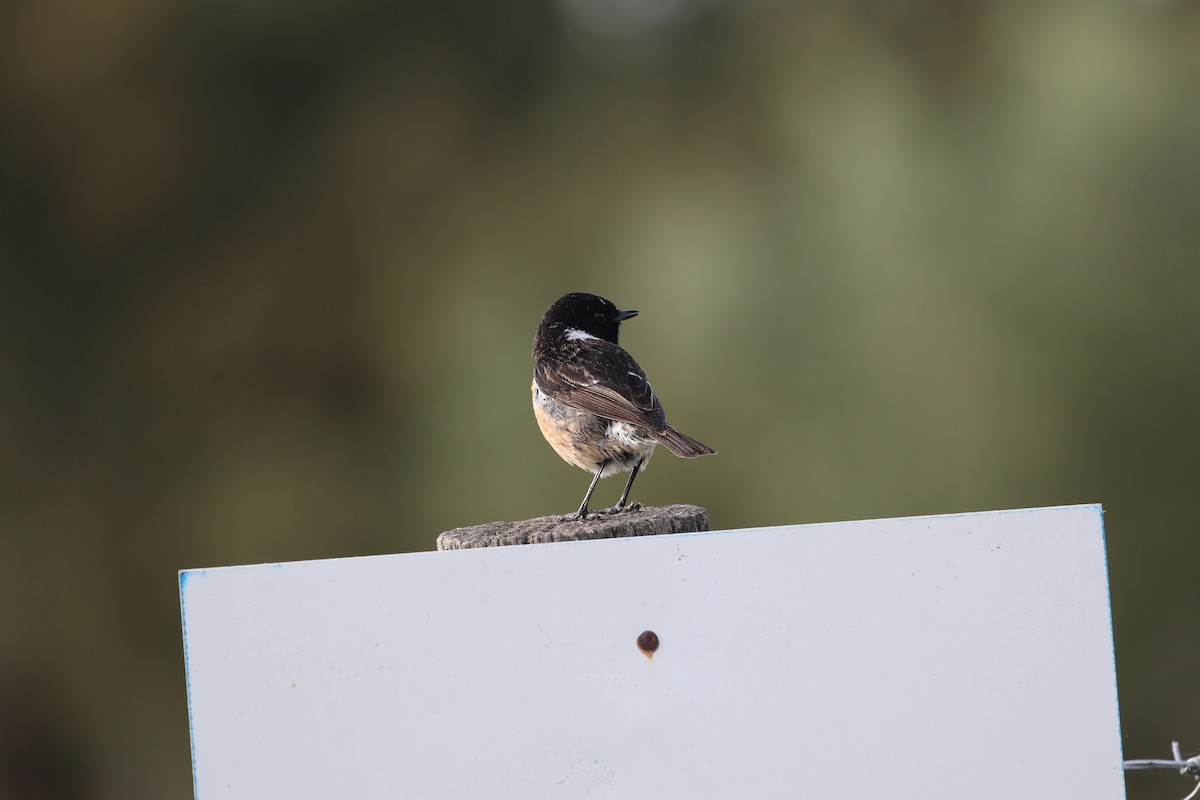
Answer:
[436,504,709,550]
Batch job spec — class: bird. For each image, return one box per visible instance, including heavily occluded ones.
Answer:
[531,292,716,520]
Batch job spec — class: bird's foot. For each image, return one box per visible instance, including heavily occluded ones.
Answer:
[559,509,595,522]
[597,501,643,515]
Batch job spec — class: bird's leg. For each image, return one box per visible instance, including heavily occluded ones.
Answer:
[614,460,642,511]
[563,461,608,521]
[600,460,642,514]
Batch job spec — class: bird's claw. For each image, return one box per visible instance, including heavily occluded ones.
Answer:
[561,501,643,521]
[596,501,643,515]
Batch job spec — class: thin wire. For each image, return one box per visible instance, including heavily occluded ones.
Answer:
[1125,759,1200,775]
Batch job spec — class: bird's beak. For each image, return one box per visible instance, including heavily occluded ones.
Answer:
[616,309,639,322]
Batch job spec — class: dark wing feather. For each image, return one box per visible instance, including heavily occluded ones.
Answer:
[535,339,666,430]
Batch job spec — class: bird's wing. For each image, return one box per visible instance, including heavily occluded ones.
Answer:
[535,340,666,430]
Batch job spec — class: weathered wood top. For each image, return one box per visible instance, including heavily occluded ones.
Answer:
[436,504,710,550]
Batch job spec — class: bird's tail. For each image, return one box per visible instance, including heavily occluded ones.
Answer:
[652,426,717,459]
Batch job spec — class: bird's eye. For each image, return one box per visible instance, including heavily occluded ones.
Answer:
[594,312,606,320]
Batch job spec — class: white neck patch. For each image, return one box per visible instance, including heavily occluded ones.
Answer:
[565,328,599,341]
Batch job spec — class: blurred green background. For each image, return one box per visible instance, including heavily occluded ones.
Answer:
[2,0,1198,797]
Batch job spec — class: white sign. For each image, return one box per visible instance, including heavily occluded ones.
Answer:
[181,504,1124,799]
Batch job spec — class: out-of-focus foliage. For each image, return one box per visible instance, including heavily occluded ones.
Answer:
[1,0,1198,796]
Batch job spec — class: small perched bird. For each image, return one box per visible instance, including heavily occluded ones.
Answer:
[532,292,716,519]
